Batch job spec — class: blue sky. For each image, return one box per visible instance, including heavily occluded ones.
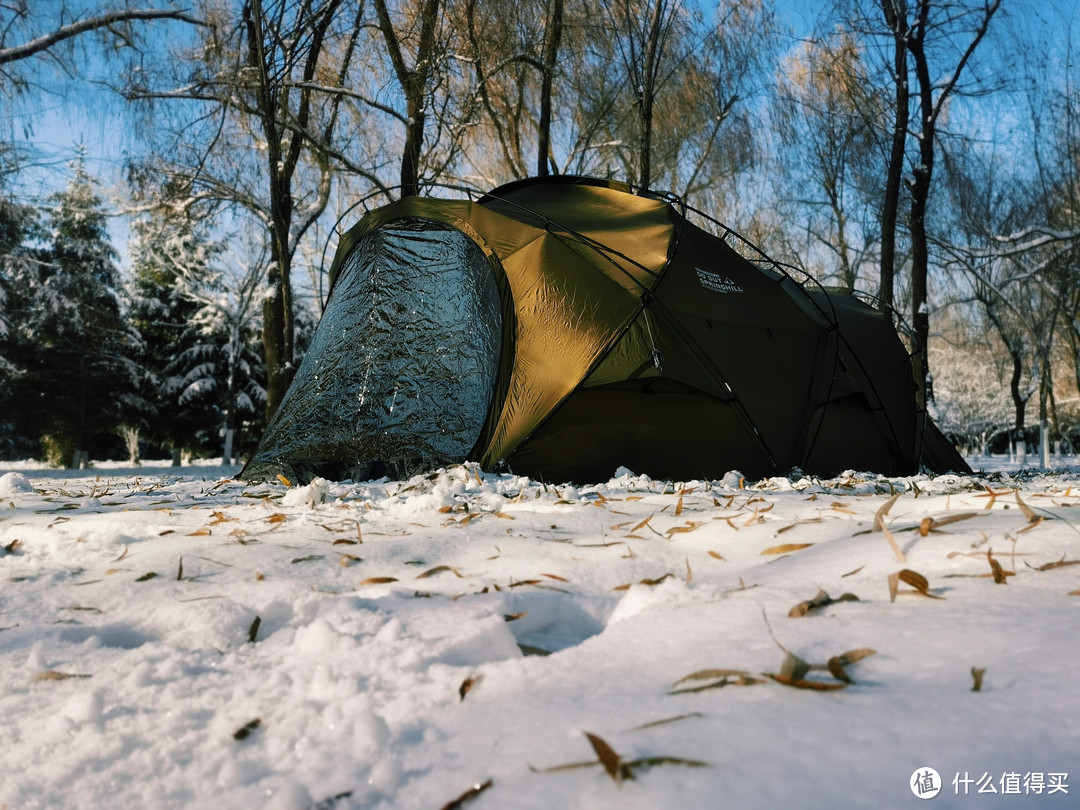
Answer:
[8,0,1080,259]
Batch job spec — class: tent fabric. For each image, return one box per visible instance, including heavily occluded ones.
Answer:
[241,175,970,484]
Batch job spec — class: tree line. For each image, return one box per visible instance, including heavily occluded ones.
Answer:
[0,0,1078,466]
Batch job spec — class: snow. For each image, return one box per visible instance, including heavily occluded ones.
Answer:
[1,459,1078,809]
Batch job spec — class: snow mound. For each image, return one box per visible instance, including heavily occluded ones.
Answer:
[0,471,34,497]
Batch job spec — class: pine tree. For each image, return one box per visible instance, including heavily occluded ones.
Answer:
[128,211,267,462]
[13,152,137,466]
[127,210,220,460]
[0,195,40,457]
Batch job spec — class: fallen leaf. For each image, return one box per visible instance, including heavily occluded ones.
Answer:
[666,521,706,537]
[760,543,813,556]
[888,568,943,601]
[32,670,91,682]
[873,492,901,531]
[881,523,906,563]
[439,779,493,810]
[186,528,211,537]
[509,579,541,587]
[764,673,848,691]
[987,550,1007,584]
[824,649,877,684]
[276,474,292,488]
[788,588,859,618]
[1030,556,1080,571]
[975,486,1014,508]
[360,576,398,585]
[416,565,461,579]
[613,573,674,590]
[1015,491,1037,522]
[920,513,980,536]
[669,669,766,694]
[833,648,877,666]
[706,550,725,560]
[248,616,261,643]
[827,657,852,684]
[625,713,704,732]
[459,675,481,701]
[233,718,261,740]
[841,564,865,577]
[777,517,825,534]
[135,572,157,582]
[1017,516,1045,533]
[971,666,986,692]
[584,732,627,783]
[672,668,756,686]
[621,755,708,771]
[777,649,812,681]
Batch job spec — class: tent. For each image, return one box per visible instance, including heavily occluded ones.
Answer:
[241,176,969,484]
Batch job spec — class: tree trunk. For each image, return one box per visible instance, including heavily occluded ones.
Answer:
[537,0,564,177]
[907,8,935,410]
[262,226,294,419]
[247,0,339,419]
[375,0,442,197]
[636,0,667,190]
[879,0,908,311]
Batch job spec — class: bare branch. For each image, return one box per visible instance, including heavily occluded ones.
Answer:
[0,9,204,66]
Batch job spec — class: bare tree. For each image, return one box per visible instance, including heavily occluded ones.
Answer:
[125,0,378,419]
[374,0,445,196]
[773,28,882,293]
[877,0,908,310]
[903,0,1002,406]
[568,0,775,202]
[0,3,201,71]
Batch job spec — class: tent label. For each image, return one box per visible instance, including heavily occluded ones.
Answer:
[696,267,744,294]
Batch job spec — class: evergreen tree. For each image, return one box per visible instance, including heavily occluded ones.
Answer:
[127,210,221,459]
[12,152,138,465]
[128,212,267,462]
[0,195,40,457]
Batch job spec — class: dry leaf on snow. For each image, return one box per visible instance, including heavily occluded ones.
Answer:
[760,543,813,556]
[439,779,492,810]
[888,568,943,602]
[788,588,859,618]
[971,666,986,691]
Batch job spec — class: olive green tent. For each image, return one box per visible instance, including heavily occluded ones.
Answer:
[241,176,968,484]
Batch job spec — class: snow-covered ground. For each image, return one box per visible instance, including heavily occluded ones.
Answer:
[1,458,1077,809]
